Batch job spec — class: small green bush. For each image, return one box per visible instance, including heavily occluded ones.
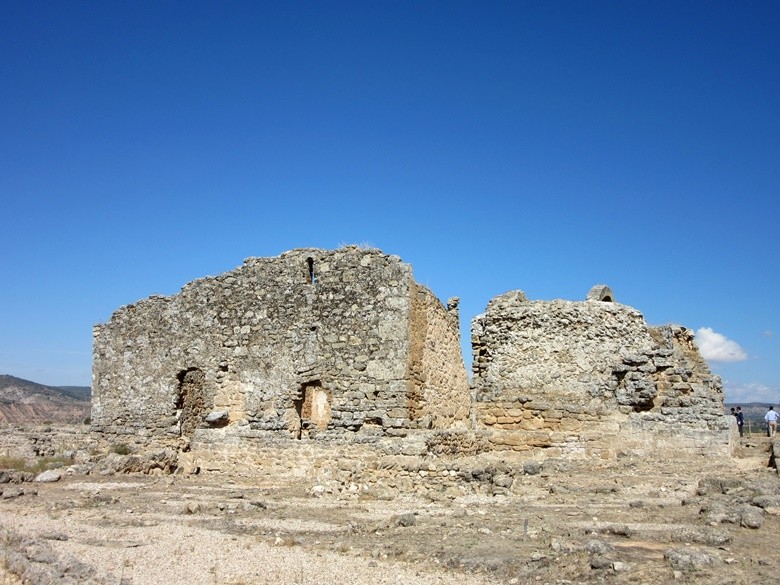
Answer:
[112,443,131,455]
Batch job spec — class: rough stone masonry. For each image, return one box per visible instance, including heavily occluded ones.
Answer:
[92,247,731,470]
[471,286,730,459]
[92,247,471,448]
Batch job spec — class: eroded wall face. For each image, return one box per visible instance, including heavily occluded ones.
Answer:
[641,324,726,424]
[471,292,728,457]
[472,293,659,428]
[92,248,416,441]
[406,285,471,429]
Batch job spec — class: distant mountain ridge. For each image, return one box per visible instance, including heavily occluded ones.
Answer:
[724,402,777,423]
[0,374,90,424]
[46,385,91,401]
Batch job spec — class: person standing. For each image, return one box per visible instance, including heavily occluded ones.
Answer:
[735,406,744,438]
[765,406,779,438]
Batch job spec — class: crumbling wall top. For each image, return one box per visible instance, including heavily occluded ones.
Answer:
[586,284,615,302]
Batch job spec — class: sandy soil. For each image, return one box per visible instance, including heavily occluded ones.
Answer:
[1,437,777,585]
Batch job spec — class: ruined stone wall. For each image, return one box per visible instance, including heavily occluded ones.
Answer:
[0,424,91,462]
[92,247,469,444]
[625,324,727,432]
[93,248,731,466]
[471,289,729,458]
[407,287,471,429]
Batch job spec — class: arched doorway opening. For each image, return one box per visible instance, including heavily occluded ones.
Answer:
[292,380,331,439]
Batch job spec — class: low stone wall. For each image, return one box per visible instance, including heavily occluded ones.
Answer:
[0,421,749,498]
[0,424,92,461]
[159,420,734,500]
[180,431,537,499]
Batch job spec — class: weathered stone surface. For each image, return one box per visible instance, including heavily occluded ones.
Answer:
[0,469,35,484]
[471,287,729,459]
[1,487,24,498]
[523,461,541,475]
[425,430,491,456]
[738,505,765,529]
[1,527,116,585]
[664,546,720,570]
[34,469,62,483]
[92,247,470,448]
[752,495,780,509]
[671,527,732,546]
[93,449,178,475]
[204,410,229,425]
[91,249,730,470]
[586,284,615,302]
[392,512,417,527]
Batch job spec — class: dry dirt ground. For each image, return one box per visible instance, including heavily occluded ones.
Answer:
[1,438,778,585]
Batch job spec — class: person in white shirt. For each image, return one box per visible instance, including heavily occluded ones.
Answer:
[765,406,779,437]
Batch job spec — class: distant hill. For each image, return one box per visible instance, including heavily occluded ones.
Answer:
[54,385,92,400]
[0,374,90,424]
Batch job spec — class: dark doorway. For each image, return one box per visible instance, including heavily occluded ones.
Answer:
[176,367,206,438]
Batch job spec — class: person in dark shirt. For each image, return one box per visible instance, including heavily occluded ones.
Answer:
[735,406,744,438]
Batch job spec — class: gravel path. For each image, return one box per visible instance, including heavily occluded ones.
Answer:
[1,508,493,585]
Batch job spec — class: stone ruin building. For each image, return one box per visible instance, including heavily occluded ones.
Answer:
[471,286,729,459]
[92,247,731,479]
[92,247,471,446]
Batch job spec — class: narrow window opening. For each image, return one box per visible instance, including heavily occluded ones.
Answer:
[293,395,304,439]
[306,257,316,285]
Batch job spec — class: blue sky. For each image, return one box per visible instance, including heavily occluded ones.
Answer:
[1,1,778,404]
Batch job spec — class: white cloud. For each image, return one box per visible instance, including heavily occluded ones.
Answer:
[723,381,779,405]
[695,327,748,362]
